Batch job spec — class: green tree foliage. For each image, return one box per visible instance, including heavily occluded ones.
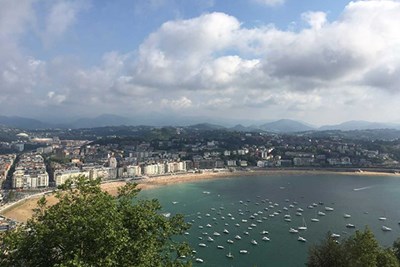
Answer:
[0,177,192,267]
[307,228,399,267]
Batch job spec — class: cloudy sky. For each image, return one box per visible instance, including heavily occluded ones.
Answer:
[1,0,400,125]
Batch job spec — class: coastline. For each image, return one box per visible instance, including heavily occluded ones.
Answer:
[1,168,399,222]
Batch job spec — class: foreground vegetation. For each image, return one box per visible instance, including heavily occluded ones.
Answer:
[307,228,400,267]
[0,177,192,266]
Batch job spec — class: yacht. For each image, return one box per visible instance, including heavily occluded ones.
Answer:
[311,218,320,222]
[284,218,292,222]
[213,232,220,236]
[235,235,242,240]
[298,236,307,242]
[227,239,234,244]
[262,236,270,241]
[206,224,212,228]
[331,233,341,238]
[217,245,224,249]
[244,231,249,235]
[198,243,206,247]
[289,228,299,233]
[223,229,229,234]
[239,250,248,254]
[346,223,356,228]
[379,217,387,221]
[207,237,214,242]
[318,211,326,216]
[195,258,204,263]
[295,212,302,216]
[325,207,334,211]
[261,230,269,235]
[226,251,234,258]
[298,218,307,231]
[382,226,392,231]
[251,239,258,245]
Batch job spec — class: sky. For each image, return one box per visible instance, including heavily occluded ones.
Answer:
[1,0,400,126]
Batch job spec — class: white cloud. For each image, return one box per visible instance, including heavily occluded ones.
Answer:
[161,96,193,110]
[253,0,285,7]
[41,0,90,46]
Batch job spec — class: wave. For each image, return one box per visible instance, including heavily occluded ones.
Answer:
[353,186,373,191]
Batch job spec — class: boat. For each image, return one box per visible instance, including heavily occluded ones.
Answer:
[235,223,240,227]
[298,236,307,242]
[344,214,351,218]
[261,230,269,235]
[243,231,249,235]
[217,245,224,249]
[325,207,334,211]
[295,212,302,216]
[298,218,307,231]
[251,239,258,245]
[213,232,220,236]
[207,237,214,242]
[331,233,341,238]
[297,208,304,212]
[172,201,179,204]
[198,243,206,247]
[203,191,210,194]
[379,217,387,221]
[223,229,229,234]
[289,228,299,233]
[250,223,257,227]
[184,231,189,235]
[206,213,210,217]
[239,250,248,254]
[311,218,320,222]
[195,258,204,263]
[318,211,326,216]
[162,212,171,218]
[226,251,234,258]
[262,236,270,241]
[235,235,242,240]
[382,226,392,231]
[346,224,356,228]
[206,224,212,228]
[284,218,292,222]
[227,239,234,244]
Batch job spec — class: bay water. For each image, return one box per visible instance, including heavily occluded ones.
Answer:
[139,173,400,267]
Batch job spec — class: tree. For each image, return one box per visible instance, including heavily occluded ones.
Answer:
[0,176,192,267]
[307,228,400,267]
[394,238,400,262]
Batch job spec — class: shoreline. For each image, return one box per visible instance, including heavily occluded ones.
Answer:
[1,168,399,222]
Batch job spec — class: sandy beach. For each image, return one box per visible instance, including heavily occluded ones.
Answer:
[1,169,399,222]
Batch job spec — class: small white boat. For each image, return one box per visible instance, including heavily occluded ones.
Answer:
[203,191,210,194]
[289,228,299,233]
[239,250,248,254]
[318,211,326,216]
[213,232,220,236]
[346,224,356,228]
[226,251,234,258]
[261,230,269,235]
[206,224,212,228]
[298,236,307,242]
[207,237,214,242]
[284,218,292,222]
[223,229,229,234]
[251,239,258,245]
[311,218,320,222]
[297,208,304,212]
[206,213,210,217]
[199,243,206,247]
[331,233,341,238]
[217,245,224,249]
[250,223,257,227]
[235,235,242,240]
[162,213,171,218]
[379,217,387,221]
[262,236,270,241]
[344,214,351,218]
[235,223,240,227]
[198,226,204,229]
[242,219,248,223]
[172,201,178,204]
[184,231,189,235]
[227,239,234,244]
[195,258,204,263]
[295,212,302,216]
[325,207,334,211]
[244,231,249,235]
[382,226,392,231]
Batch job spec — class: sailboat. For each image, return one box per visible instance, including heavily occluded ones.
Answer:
[298,217,307,231]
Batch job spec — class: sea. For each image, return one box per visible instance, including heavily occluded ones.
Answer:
[138,173,400,267]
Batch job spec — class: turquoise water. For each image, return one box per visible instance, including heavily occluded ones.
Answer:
[139,174,400,267]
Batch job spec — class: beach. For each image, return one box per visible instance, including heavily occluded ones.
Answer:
[1,168,399,222]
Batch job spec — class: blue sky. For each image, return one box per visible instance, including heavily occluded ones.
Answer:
[1,0,400,125]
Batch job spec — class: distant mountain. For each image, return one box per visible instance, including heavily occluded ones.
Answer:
[319,121,399,131]
[187,123,226,131]
[0,116,51,129]
[67,114,131,129]
[259,119,315,133]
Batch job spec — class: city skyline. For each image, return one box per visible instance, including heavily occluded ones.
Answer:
[1,0,400,125]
